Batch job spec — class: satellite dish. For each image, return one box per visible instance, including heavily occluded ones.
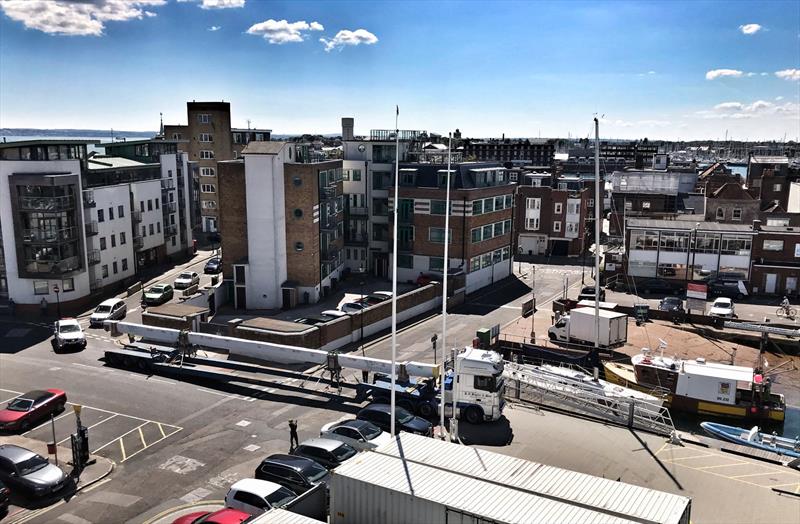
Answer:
[357,144,366,153]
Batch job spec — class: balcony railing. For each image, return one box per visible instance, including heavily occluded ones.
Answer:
[133,236,144,251]
[90,278,103,292]
[18,195,75,212]
[132,210,142,223]
[164,224,178,237]
[22,227,76,244]
[162,202,177,214]
[347,206,368,216]
[82,191,96,208]
[85,221,99,236]
[161,179,175,191]
[321,245,340,262]
[319,186,338,200]
[88,249,101,265]
[344,232,369,245]
[320,215,338,231]
[24,255,81,275]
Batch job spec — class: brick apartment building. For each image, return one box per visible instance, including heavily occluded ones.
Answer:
[750,222,800,297]
[515,185,591,257]
[460,138,555,167]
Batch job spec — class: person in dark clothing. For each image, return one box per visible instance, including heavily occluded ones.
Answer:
[289,419,299,450]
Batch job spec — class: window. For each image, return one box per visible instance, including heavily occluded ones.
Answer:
[33,281,48,295]
[97,209,104,222]
[398,254,413,269]
[62,278,74,292]
[553,221,561,232]
[525,218,539,230]
[100,237,107,250]
[122,258,128,271]
[147,200,153,211]
[294,209,303,218]
[108,207,114,220]
[141,225,147,237]
[472,200,483,215]
[155,200,159,209]
[112,261,118,274]
[295,242,304,252]
[494,222,503,237]
[110,234,116,248]
[202,201,217,209]
[694,232,720,254]
[102,264,109,278]
[400,170,415,186]
[773,183,782,192]
[470,257,481,271]
[767,218,790,227]
[157,222,161,233]
[149,224,155,235]
[429,227,451,244]
[198,114,210,124]
[526,197,540,210]
[588,198,594,208]
[504,195,512,209]
[763,239,784,251]
[429,256,444,272]
[716,208,724,220]
[120,232,126,245]
[172,133,182,140]
[430,200,449,215]
[630,230,660,251]
[484,198,494,213]
[483,224,493,239]
[201,184,216,193]
[720,235,752,255]
[343,169,350,181]
[732,208,742,221]
[199,150,214,160]
[495,196,504,210]
[554,203,563,214]
[118,205,124,218]
[642,201,651,209]
[352,169,361,181]
[471,228,482,243]
[201,167,216,177]
[502,246,510,260]
[140,201,145,212]
[481,252,492,268]
[199,133,212,142]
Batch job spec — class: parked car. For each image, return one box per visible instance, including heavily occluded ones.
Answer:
[224,479,296,516]
[173,271,200,290]
[356,403,433,436]
[340,302,367,313]
[658,297,685,313]
[52,318,86,351]
[0,479,9,515]
[0,389,67,432]
[709,297,736,318]
[637,279,682,296]
[142,284,174,306]
[291,438,357,470]
[204,257,222,274]
[706,279,748,300]
[363,293,391,306]
[254,454,329,495]
[0,444,67,497]
[89,298,127,327]
[171,508,251,524]
[577,286,606,302]
[319,418,392,451]
[320,310,348,320]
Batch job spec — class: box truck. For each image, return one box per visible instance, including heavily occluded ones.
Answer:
[548,307,628,348]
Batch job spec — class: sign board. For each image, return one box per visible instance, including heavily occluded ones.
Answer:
[605,263,616,271]
[686,283,708,300]
[686,298,706,312]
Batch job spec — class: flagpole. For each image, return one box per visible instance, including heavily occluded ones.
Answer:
[440,132,452,438]
[390,106,400,437]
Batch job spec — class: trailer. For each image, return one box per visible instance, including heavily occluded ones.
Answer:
[548,307,628,348]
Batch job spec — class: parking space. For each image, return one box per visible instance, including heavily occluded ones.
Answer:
[0,388,181,465]
[656,442,800,492]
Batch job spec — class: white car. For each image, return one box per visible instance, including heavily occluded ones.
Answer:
[89,298,127,328]
[319,417,392,451]
[225,478,296,516]
[709,297,736,318]
[173,271,199,290]
[53,318,86,351]
[340,302,366,313]
[321,309,348,319]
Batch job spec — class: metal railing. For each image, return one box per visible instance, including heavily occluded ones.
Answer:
[85,221,98,236]
[164,224,178,237]
[344,232,369,245]
[370,129,426,141]
[319,186,338,200]
[321,245,340,262]
[82,191,96,208]
[18,195,75,212]
[162,202,177,214]
[133,236,144,250]
[22,227,76,243]
[132,210,142,223]
[319,215,338,231]
[24,256,81,275]
[88,249,101,265]
[161,179,175,191]
[347,206,368,216]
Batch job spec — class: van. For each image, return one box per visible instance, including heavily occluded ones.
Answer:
[89,298,127,328]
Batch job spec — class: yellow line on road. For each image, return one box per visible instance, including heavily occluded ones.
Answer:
[653,441,670,457]
[119,438,127,461]
[158,422,166,438]
[731,471,789,479]
[121,427,182,463]
[695,462,748,470]
[664,453,714,461]
[138,425,147,448]
[768,481,800,488]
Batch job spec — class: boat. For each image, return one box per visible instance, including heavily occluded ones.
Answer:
[539,364,665,407]
[700,421,800,458]
[603,347,785,423]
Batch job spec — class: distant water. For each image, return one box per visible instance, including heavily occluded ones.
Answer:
[727,164,747,179]
[2,135,148,154]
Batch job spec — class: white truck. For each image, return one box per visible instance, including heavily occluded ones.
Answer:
[548,307,628,348]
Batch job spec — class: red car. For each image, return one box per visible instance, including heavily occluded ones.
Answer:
[0,389,67,432]
[172,508,252,524]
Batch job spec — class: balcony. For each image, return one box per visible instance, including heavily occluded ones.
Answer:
[319,215,338,231]
[88,249,101,265]
[133,236,144,251]
[347,206,368,216]
[22,227,76,244]
[164,224,178,237]
[161,179,175,191]
[82,191,96,208]
[344,232,369,246]
[319,186,338,201]
[321,245,340,263]
[18,195,75,212]
[90,278,103,293]
[85,221,99,236]
[132,210,142,223]
[24,255,81,275]
[162,202,177,214]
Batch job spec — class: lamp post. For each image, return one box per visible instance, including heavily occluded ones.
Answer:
[359,267,367,382]
[53,284,61,319]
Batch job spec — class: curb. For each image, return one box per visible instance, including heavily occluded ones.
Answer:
[75,457,116,493]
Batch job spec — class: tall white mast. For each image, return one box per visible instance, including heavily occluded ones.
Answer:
[593,118,601,365]
[440,132,452,438]
[390,107,400,437]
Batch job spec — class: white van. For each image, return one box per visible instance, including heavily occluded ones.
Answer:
[89,298,127,328]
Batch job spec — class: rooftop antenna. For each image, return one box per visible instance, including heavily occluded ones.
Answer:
[159,112,164,137]
[247,119,251,130]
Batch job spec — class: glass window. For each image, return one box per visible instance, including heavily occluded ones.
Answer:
[554,203,562,214]
[110,234,116,248]
[100,237,107,250]
[470,257,481,271]
[149,224,155,235]
[495,196,504,210]
[481,252,492,268]
[155,200,159,209]
[504,195,512,208]
[504,219,511,234]
[429,228,451,244]
[628,260,657,277]
[494,222,503,237]
[472,200,483,215]
[720,235,752,255]
[695,232,720,254]
[732,209,742,221]
[430,200,448,215]
[429,256,444,271]
[352,169,361,181]
[471,228,482,243]
[502,246,510,260]
[147,200,153,211]
[118,205,124,217]
[33,281,49,295]
[659,231,689,252]
[716,208,724,220]
[484,198,494,213]
[343,169,350,181]
[397,254,413,268]
[108,207,114,220]
[120,232,126,245]
[763,239,784,251]
[97,209,104,222]
[553,221,561,232]
[122,258,128,271]
[629,230,659,251]
[102,264,109,278]
[112,261,118,274]
[483,224,493,239]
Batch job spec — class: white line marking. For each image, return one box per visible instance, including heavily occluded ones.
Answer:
[0,393,22,404]
[57,414,118,445]
[92,421,150,453]
[195,388,241,400]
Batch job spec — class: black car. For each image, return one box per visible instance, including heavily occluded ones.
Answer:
[290,438,357,470]
[356,403,433,436]
[658,296,685,313]
[204,257,222,274]
[254,454,330,495]
[705,279,747,300]
[577,286,606,302]
[637,279,682,296]
[0,479,9,515]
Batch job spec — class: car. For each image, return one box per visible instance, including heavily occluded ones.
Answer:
[658,297,685,313]
[362,292,391,306]
[290,438,358,470]
[637,279,682,296]
[142,284,174,306]
[577,286,606,302]
[0,389,67,432]
[0,479,9,515]
[340,302,367,313]
[52,318,86,351]
[356,403,433,436]
[224,478,296,516]
[204,257,222,274]
[89,298,127,328]
[320,310,348,319]
[706,279,748,300]
[0,444,67,497]
[319,418,392,451]
[709,297,736,318]
[171,508,251,524]
[173,271,200,290]
[254,454,329,495]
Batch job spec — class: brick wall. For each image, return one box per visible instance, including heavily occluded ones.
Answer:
[218,161,247,279]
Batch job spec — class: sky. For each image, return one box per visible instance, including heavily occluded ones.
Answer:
[0,0,798,141]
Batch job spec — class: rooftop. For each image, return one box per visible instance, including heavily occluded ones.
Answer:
[0,139,99,149]
[232,128,272,133]
[87,156,152,170]
[242,141,286,155]
[627,218,755,233]
[98,138,180,147]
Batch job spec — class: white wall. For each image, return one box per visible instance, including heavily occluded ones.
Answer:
[131,179,164,251]
[91,184,135,286]
[160,154,182,256]
[0,159,92,305]
[466,257,510,293]
[244,149,289,309]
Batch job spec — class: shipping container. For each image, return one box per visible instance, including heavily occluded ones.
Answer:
[249,508,326,524]
[550,307,628,347]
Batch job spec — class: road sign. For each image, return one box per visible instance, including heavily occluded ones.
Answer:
[686,283,708,300]
[53,284,59,293]
[686,298,706,312]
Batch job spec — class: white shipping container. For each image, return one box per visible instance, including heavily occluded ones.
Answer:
[249,508,326,524]
[569,307,628,346]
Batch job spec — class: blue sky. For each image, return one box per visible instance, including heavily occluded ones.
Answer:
[0,0,798,140]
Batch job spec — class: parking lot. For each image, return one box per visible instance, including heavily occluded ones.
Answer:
[1,388,182,464]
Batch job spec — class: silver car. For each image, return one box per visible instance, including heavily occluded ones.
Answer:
[0,445,67,497]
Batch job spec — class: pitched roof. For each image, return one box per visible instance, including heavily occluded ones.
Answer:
[710,182,753,200]
[242,141,286,155]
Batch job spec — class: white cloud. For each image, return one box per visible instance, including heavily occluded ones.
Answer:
[775,69,800,81]
[739,23,762,35]
[776,96,784,101]
[246,19,324,44]
[0,0,165,36]
[208,25,221,32]
[647,70,656,75]
[177,0,245,8]
[760,72,769,76]
[320,28,378,52]
[746,72,756,77]
[705,69,743,80]
[696,99,799,120]
[714,102,744,111]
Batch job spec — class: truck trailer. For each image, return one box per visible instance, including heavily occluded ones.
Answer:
[548,307,628,348]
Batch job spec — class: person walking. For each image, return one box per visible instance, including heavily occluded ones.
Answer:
[289,419,299,451]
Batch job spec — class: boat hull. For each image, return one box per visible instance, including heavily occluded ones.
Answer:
[700,421,800,458]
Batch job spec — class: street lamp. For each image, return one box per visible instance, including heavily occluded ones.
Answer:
[358,266,367,382]
[53,284,61,319]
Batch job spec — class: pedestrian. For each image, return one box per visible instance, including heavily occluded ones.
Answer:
[289,419,299,450]
[8,298,14,317]
[40,297,48,317]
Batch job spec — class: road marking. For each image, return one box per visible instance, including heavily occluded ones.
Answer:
[180,487,212,504]
[663,453,714,461]
[138,425,147,447]
[158,422,166,438]
[695,462,748,470]
[122,426,182,463]
[119,438,127,461]
[21,409,74,436]
[272,404,294,418]
[0,392,23,404]
[93,421,149,453]
[731,471,789,479]
[236,420,251,427]
[56,414,119,444]
[159,455,205,475]
[243,444,261,452]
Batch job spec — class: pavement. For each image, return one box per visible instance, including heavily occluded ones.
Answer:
[1,435,114,524]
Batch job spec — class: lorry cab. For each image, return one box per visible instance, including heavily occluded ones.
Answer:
[447,347,505,424]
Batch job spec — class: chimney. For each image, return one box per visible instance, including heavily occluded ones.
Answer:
[752,219,761,231]
[341,117,354,141]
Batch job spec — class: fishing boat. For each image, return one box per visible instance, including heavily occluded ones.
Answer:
[539,364,665,407]
[700,421,800,458]
[603,348,785,423]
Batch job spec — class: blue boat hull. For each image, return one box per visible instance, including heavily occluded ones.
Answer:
[700,421,800,459]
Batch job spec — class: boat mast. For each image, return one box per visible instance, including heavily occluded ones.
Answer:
[594,118,601,374]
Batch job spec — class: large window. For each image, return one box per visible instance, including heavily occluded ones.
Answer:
[694,232,720,254]
[526,197,540,210]
[429,256,444,271]
[199,133,213,142]
[720,235,752,256]
[397,254,413,269]
[373,145,396,163]
[200,167,215,177]
[629,230,659,251]
[659,231,689,252]
[430,200,449,215]
[628,260,657,277]
[429,227,452,244]
[763,239,784,252]
[525,218,539,230]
